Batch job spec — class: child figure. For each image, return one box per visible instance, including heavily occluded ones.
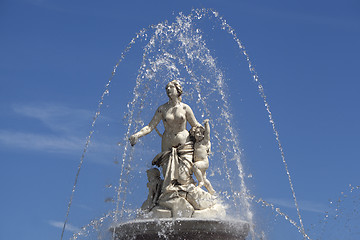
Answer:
[141,168,163,212]
[190,119,215,195]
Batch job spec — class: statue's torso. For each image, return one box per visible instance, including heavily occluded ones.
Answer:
[194,142,210,163]
[160,102,190,151]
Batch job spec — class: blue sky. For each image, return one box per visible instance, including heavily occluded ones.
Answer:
[1,0,360,239]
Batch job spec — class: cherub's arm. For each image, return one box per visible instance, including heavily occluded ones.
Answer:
[203,119,210,143]
[129,106,162,146]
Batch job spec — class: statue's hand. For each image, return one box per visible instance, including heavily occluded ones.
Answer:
[203,119,210,124]
[129,134,138,146]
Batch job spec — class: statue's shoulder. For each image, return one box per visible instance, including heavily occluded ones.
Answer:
[157,102,168,112]
[180,102,191,110]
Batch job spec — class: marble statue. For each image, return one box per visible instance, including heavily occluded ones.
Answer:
[190,119,215,195]
[130,80,225,219]
[140,168,163,212]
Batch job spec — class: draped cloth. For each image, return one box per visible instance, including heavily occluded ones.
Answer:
[151,142,217,217]
[152,141,194,192]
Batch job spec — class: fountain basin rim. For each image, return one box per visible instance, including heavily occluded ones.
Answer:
[110,218,250,240]
[111,217,249,225]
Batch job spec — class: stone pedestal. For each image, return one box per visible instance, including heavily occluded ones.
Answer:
[111,218,250,240]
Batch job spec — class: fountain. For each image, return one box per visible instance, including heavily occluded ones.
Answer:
[109,79,250,239]
[62,9,311,240]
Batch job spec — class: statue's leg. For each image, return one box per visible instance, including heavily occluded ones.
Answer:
[193,163,204,187]
[202,171,215,194]
[204,177,215,195]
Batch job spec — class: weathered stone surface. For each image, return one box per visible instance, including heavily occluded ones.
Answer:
[111,218,249,240]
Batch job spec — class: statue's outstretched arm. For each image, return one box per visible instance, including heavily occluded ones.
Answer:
[130,107,162,146]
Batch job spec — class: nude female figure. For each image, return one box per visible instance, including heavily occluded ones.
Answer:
[130,80,218,216]
[129,80,201,152]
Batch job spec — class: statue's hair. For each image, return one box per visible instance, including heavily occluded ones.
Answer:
[166,80,183,101]
[146,168,161,179]
[189,125,205,139]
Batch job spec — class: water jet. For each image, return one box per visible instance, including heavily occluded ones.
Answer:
[65,9,308,240]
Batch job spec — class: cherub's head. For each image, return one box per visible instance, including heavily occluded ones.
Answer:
[146,168,161,181]
[190,125,205,142]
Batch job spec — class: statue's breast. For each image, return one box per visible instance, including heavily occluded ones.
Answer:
[164,107,186,126]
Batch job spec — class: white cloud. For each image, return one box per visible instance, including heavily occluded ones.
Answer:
[0,130,119,165]
[0,130,83,153]
[48,220,80,233]
[12,103,94,133]
[266,198,327,213]
[0,103,121,164]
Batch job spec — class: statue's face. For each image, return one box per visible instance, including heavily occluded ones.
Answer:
[166,83,178,98]
[195,128,204,141]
